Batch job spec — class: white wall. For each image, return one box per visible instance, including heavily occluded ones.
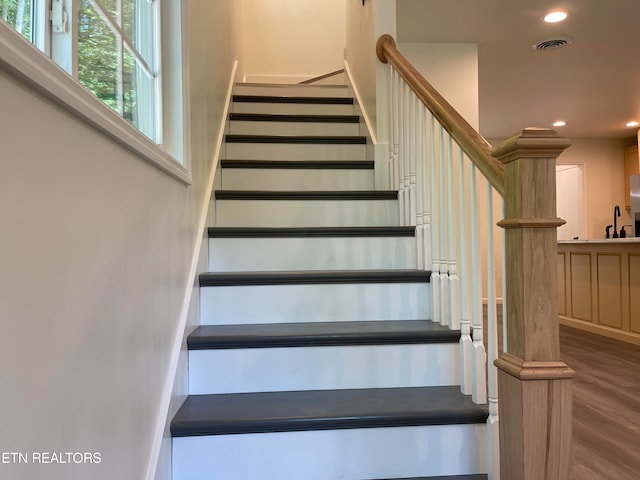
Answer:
[0,2,237,479]
[345,0,396,143]
[396,43,479,131]
[556,138,632,239]
[240,0,345,83]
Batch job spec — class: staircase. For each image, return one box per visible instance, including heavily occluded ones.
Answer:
[170,82,489,479]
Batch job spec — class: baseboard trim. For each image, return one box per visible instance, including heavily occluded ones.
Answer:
[559,315,640,346]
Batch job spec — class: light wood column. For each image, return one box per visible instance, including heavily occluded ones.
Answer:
[493,129,575,479]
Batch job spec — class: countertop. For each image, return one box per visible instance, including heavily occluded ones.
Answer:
[558,238,640,244]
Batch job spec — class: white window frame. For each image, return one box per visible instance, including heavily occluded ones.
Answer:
[0,0,190,183]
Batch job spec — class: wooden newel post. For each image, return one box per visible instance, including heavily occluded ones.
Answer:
[493,128,575,479]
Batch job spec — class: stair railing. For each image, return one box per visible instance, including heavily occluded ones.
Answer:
[377,34,575,480]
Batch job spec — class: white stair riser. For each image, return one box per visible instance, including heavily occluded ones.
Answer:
[172,424,487,480]
[229,121,360,136]
[215,199,399,227]
[234,84,351,98]
[208,236,415,271]
[225,142,366,161]
[200,283,431,325]
[232,102,354,116]
[189,343,460,394]
[220,168,373,191]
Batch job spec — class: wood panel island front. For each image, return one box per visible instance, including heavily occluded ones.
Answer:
[558,239,640,345]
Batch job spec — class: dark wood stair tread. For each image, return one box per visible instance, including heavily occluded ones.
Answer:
[199,269,431,286]
[208,226,415,238]
[232,94,354,105]
[220,159,373,169]
[214,190,397,200]
[171,386,488,437]
[230,113,359,123]
[188,320,459,350]
[225,134,366,144]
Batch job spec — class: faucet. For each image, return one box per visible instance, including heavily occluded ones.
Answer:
[613,205,621,238]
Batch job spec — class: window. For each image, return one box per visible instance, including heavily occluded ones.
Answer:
[77,0,159,140]
[1,0,162,143]
[0,0,33,42]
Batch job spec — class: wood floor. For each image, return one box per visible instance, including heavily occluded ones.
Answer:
[560,325,640,479]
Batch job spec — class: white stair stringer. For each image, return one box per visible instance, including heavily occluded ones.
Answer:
[200,281,431,325]
[173,424,488,480]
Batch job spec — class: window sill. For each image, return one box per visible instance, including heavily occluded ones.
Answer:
[0,22,191,185]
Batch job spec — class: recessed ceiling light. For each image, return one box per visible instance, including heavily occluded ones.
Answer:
[553,120,567,127]
[626,121,639,128]
[544,11,568,23]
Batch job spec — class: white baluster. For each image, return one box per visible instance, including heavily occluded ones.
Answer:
[422,108,432,271]
[397,81,405,224]
[470,165,487,404]
[447,137,460,330]
[429,114,441,325]
[388,67,397,191]
[458,150,472,395]
[486,182,499,479]
[438,127,449,328]
[409,93,417,229]
[414,95,424,270]
[409,92,418,232]
[403,85,412,226]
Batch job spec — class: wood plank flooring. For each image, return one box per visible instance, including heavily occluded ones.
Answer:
[560,325,640,479]
[486,308,639,478]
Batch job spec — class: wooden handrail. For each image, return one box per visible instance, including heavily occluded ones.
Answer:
[376,34,505,197]
[377,33,573,478]
[298,69,345,85]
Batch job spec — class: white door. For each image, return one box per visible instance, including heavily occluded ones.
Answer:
[556,164,585,240]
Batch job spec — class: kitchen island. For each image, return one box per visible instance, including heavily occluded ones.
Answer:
[558,239,640,345]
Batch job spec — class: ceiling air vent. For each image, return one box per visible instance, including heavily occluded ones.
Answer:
[533,36,573,51]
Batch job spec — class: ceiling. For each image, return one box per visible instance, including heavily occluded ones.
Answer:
[396,0,640,142]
